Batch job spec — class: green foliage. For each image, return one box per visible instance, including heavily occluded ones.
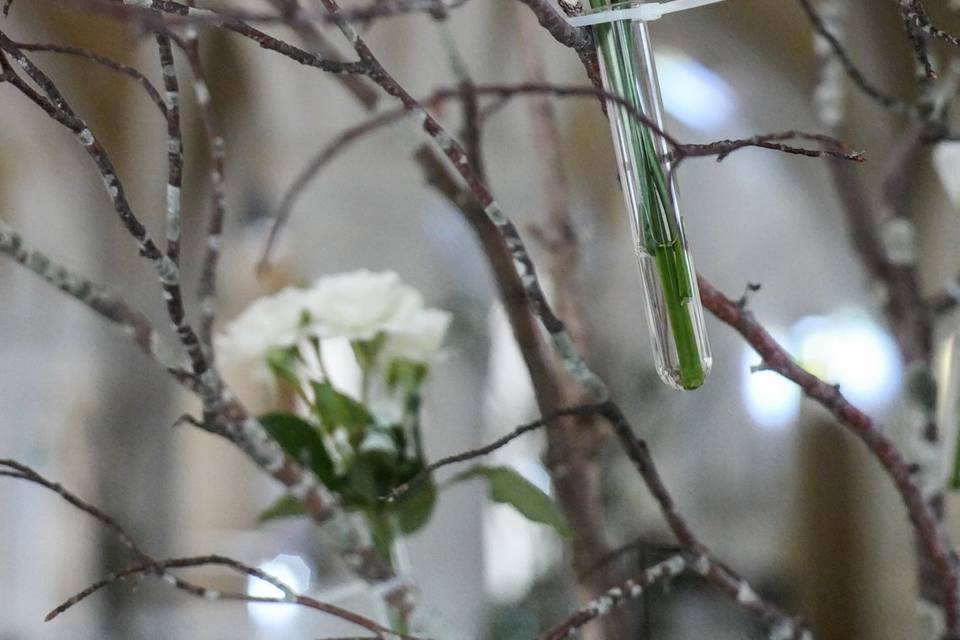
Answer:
[393,478,437,534]
[258,338,445,555]
[266,345,301,388]
[311,380,372,439]
[386,359,428,394]
[451,465,570,537]
[258,493,306,523]
[343,447,399,507]
[258,412,338,487]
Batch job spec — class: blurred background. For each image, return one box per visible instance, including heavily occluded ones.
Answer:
[2,0,960,638]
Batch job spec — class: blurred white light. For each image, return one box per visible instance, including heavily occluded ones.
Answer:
[658,50,736,132]
[793,312,901,413]
[247,554,312,628]
[741,330,801,430]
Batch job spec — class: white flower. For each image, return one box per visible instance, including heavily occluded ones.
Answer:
[216,269,452,389]
[215,287,311,376]
[381,307,452,363]
[304,269,424,340]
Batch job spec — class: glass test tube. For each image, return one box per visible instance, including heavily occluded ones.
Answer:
[589,0,712,390]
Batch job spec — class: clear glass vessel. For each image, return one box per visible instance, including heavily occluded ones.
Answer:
[589,0,712,389]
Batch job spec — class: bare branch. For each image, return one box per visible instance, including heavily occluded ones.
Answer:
[0,460,416,638]
[71,0,369,75]
[698,277,960,630]
[0,217,196,388]
[265,0,379,108]
[67,0,469,30]
[263,81,860,268]
[155,34,184,270]
[539,556,689,640]
[794,0,907,112]
[896,0,937,79]
[169,31,228,351]
[388,404,605,500]
[9,40,167,116]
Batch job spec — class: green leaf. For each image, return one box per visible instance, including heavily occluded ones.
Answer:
[311,381,372,437]
[258,494,306,523]
[386,359,428,394]
[342,448,399,508]
[266,345,301,387]
[391,478,436,535]
[258,412,337,487]
[450,465,570,537]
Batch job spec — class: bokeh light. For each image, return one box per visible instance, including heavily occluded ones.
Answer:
[741,329,802,430]
[247,554,312,628]
[658,50,736,132]
[793,312,901,414]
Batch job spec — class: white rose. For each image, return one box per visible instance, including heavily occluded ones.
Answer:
[381,307,452,364]
[216,270,452,391]
[215,286,311,377]
[304,269,424,340]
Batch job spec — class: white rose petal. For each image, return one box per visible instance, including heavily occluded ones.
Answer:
[217,270,452,395]
[215,287,311,376]
[304,269,423,340]
[382,308,452,363]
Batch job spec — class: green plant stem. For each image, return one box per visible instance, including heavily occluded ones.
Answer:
[590,5,705,389]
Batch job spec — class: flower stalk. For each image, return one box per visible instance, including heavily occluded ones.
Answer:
[589,0,712,389]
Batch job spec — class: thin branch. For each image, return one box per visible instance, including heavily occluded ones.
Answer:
[674,130,864,163]
[260,108,408,269]
[0,460,217,617]
[0,36,213,382]
[576,541,682,582]
[0,217,196,388]
[698,277,960,631]
[0,459,148,559]
[514,14,626,636]
[511,0,603,95]
[287,3,612,406]
[70,0,470,30]
[794,0,907,113]
[593,401,810,636]
[48,555,421,638]
[74,0,369,75]
[266,0,380,108]
[9,40,167,116]
[155,34,184,269]
[262,81,861,267]
[896,0,937,79]
[170,31,228,351]
[0,37,179,287]
[899,0,960,50]
[0,461,415,638]
[387,404,605,500]
[539,556,688,640]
